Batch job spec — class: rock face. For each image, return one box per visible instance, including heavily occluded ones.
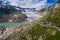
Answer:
[0,1,27,23]
[0,26,6,35]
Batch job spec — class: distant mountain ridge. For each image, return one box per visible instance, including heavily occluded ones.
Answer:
[0,1,28,22]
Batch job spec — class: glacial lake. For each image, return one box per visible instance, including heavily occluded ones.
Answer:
[0,22,25,27]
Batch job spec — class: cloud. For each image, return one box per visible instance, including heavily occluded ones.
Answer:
[2,0,47,8]
[1,0,57,10]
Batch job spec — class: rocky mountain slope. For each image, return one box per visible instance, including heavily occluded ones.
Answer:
[1,0,60,40]
[0,1,27,23]
[41,1,60,27]
[18,1,60,40]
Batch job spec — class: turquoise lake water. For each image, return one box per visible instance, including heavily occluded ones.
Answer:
[0,22,25,27]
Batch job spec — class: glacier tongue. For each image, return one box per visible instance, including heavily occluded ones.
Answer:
[22,12,42,22]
